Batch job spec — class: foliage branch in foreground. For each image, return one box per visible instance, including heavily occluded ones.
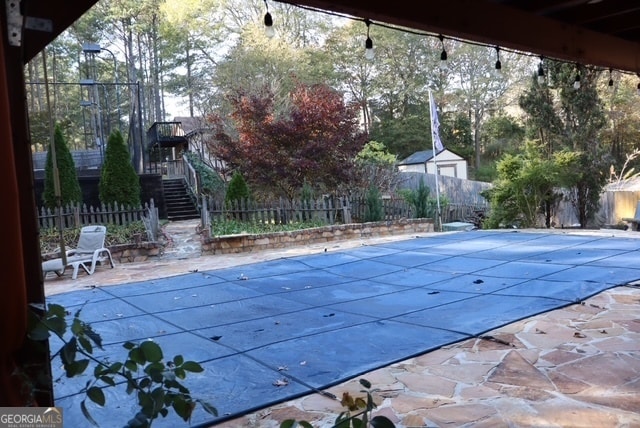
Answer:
[280,378,396,428]
[28,304,217,427]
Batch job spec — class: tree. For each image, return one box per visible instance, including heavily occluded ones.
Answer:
[399,176,432,219]
[208,81,367,200]
[518,60,609,228]
[352,140,399,194]
[99,129,141,206]
[225,171,250,204]
[43,124,83,209]
[482,140,581,229]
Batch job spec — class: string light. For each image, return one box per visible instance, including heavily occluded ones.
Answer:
[573,64,581,90]
[262,2,640,97]
[537,56,545,84]
[439,35,448,71]
[364,19,374,61]
[263,0,275,38]
[608,68,614,88]
[494,46,502,77]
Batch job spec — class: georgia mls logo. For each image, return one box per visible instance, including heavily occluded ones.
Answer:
[0,407,63,428]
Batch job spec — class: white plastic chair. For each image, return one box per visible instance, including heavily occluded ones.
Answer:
[42,225,115,279]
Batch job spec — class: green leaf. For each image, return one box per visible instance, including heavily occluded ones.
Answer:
[84,324,103,349]
[370,416,397,428]
[359,378,371,389]
[197,399,218,417]
[138,391,154,415]
[99,375,116,387]
[145,362,166,382]
[125,360,138,372]
[181,361,204,373]
[47,316,67,337]
[78,336,93,354]
[61,338,77,366]
[48,303,66,318]
[71,317,83,336]
[172,394,190,420]
[140,340,163,363]
[109,362,123,373]
[66,359,90,377]
[129,347,145,364]
[87,386,106,406]
[80,399,100,427]
[123,341,136,350]
[139,378,151,389]
[173,355,184,366]
[173,367,185,380]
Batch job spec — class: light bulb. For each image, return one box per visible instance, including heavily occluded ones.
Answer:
[608,68,614,88]
[537,61,545,84]
[494,59,502,77]
[364,19,374,61]
[365,37,374,60]
[264,12,275,38]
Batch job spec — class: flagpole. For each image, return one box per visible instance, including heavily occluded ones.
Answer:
[429,90,443,231]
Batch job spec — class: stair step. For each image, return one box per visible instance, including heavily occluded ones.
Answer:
[163,178,199,220]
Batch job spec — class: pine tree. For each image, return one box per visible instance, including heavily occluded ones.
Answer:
[42,124,82,209]
[99,130,141,207]
[225,171,250,204]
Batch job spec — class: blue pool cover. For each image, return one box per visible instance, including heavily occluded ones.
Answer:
[48,230,640,427]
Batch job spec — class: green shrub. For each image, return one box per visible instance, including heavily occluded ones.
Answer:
[42,124,82,209]
[225,171,250,204]
[99,130,141,207]
[399,177,431,218]
[364,186,383,222]
[184,152,224,197]
[39,222,149,253]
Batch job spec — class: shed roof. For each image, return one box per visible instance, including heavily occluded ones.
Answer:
[398,149,462,166]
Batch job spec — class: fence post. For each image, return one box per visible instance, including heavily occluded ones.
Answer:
[342,196,352,224]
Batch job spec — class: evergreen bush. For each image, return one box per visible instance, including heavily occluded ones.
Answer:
[364,185,383,222]
[42,124,82,209]
[400,177,431,218]
[99,130,141,207]
[225,171,250,204]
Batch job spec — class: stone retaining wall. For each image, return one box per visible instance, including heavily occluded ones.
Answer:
[108,242,163,263]
[202,219,434,255]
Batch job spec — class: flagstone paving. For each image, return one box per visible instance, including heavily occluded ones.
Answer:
[44,223,640,427]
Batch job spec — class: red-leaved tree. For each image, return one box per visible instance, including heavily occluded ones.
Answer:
[207,82,367,200]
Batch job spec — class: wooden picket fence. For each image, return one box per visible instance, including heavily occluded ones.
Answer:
[38,199,158,235]
[202,196,351,226]
[201,195,487,227]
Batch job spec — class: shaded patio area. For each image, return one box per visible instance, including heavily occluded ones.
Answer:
[46,229,640,427]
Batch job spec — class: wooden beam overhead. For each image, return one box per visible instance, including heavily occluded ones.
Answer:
[21,0,99,63]
[278,0,640,73]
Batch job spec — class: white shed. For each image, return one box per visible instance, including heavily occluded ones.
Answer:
[397,149,468,180]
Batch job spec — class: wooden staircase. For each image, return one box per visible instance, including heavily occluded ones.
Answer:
[163,178,200,221]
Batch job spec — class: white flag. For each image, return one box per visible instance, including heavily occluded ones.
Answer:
[429,91,444,152]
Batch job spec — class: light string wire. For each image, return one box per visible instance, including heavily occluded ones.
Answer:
[272,0,639,83]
